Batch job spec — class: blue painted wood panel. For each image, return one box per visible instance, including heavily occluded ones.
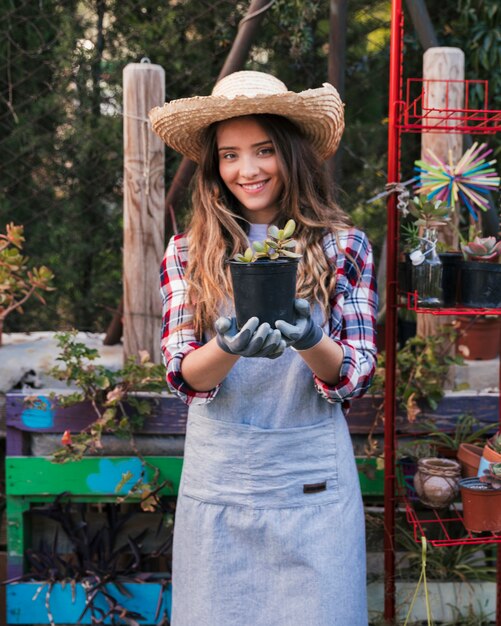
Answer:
[7,582,172,624]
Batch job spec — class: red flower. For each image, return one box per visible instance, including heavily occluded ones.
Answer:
[61,430,73,446]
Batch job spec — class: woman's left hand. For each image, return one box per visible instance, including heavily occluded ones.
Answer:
[275,299,324,351]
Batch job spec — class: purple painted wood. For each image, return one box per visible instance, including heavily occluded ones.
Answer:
[6,391,498,450]
[347,393,499,435]
[6,392,188,456]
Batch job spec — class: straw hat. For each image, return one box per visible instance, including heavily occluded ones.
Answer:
[149,71,344,163]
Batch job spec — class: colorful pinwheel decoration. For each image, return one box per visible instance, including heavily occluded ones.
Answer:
[414,142,500,220]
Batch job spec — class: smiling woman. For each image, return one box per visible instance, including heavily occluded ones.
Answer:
[149,70,378,626]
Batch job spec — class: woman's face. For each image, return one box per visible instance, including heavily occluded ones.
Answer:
[216,116,284,224]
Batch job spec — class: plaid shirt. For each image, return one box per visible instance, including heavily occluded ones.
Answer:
[160,228,378,407]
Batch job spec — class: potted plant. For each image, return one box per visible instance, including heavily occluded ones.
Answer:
[454,314,501,361]
[410,413,493,478]
[228,219,302,328]
[459,235,501,308]
[477,431,501,478]
[401,195,451,307]
[460,462,501,533]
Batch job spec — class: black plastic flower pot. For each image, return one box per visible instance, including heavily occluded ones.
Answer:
[228,258,299,329]
[438,252,462,307]
[459,261,501,308]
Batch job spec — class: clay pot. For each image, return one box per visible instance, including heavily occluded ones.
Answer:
[460,477,501,533]
[413,457,461,509]
[457,443,483,478]
[455,316,501,360]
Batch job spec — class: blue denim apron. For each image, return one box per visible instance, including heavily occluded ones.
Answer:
[170,341,368,626]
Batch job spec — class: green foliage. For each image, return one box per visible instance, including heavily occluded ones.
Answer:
[48,330,169,509]
[0,223,54,341]
[371,328,464,421]
[407,195,451,228]
[49,331,165,461]
[488,432,501,453]
[401,222,421,253]
[396,523,497,582]
[233,219,301,262]
[416,413,495,453]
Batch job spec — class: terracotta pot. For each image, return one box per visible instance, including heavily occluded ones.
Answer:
[455,316,501,360]
[413,457,461,509]
[459,477,501,533]
[457,443,483,478]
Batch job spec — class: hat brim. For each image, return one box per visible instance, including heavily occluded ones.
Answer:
[149,84,344,163]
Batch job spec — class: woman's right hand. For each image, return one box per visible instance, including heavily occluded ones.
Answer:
[215,317,285,358]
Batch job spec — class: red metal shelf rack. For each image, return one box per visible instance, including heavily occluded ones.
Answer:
[385,1,501,623]
[404,499,501,548]
[398,78,501,134]
[406,292,501,316]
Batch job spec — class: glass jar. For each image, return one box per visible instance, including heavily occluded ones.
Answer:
[411,227,443,307]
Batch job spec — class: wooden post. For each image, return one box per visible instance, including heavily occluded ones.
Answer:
[123,61,165,363]
[417,47,464,339]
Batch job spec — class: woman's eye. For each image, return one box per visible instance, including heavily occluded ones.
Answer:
[259,147,274,156]
[221,152,236,160]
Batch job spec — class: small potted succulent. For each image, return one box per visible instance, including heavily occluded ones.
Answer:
[477,431,501,478]
[459,461,501,533]
[459,234,501,308]
[228,219,302,328]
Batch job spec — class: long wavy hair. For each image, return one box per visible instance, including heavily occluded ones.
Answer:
[185,113,353,339]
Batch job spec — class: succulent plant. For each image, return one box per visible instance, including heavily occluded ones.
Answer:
[479,462,501,489]
[487,432,501,454]
[461,236,501,261]
[233,219,302,263]
[407,194,450,228]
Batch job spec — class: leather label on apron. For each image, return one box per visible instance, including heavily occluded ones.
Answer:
[303,481,327,494]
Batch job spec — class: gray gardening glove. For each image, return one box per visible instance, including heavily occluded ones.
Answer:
[215,316,286,358]
[275,298,324,351]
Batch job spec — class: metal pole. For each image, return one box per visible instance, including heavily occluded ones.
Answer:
[384,0,404,621]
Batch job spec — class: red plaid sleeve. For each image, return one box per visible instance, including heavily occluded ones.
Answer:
[312,228,378,405]
[160,234,220,405]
